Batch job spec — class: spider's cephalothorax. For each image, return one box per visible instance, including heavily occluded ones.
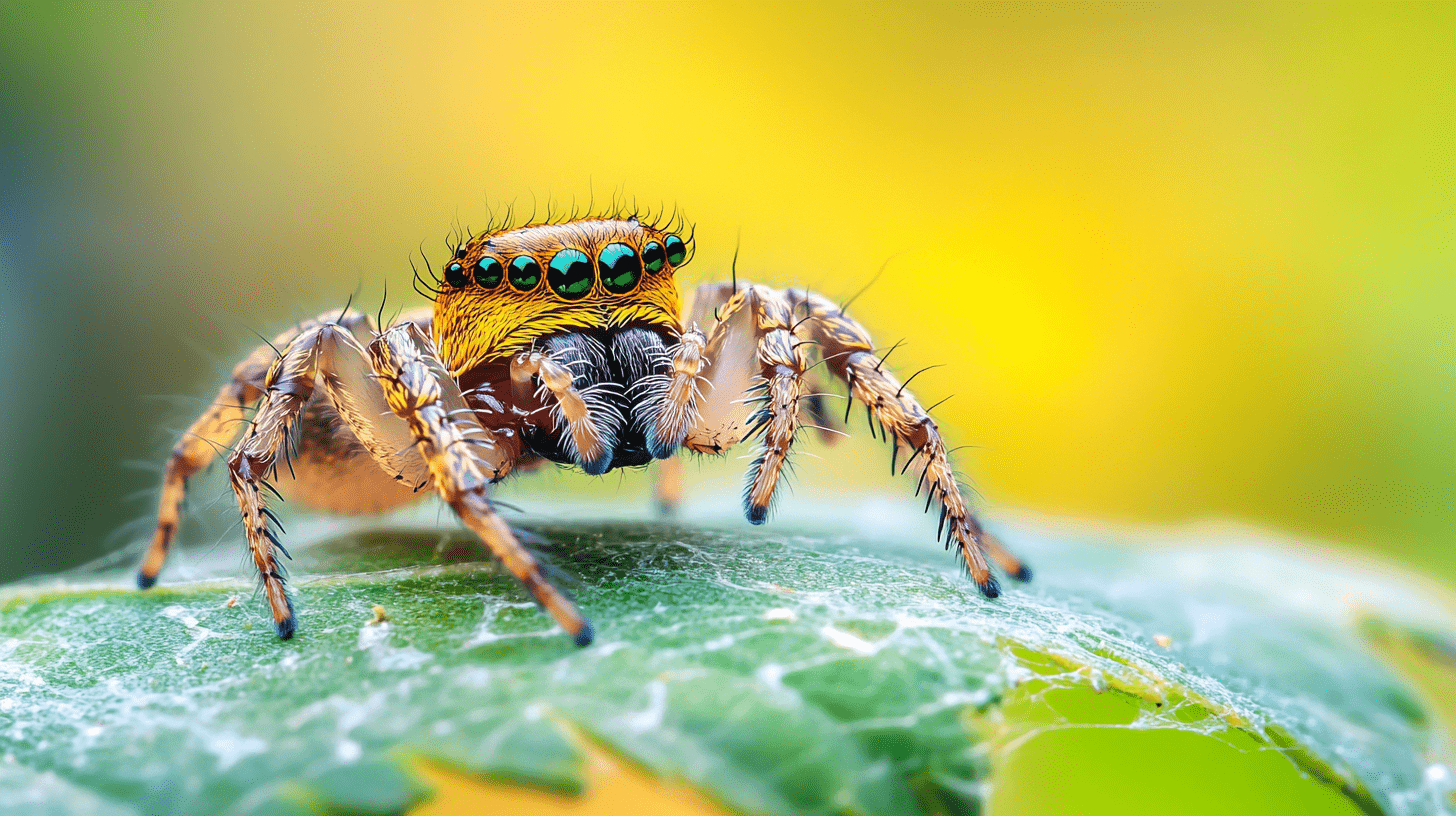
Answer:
[137,211,1029,646]
[431,219,692,475]
[432,219,687,375]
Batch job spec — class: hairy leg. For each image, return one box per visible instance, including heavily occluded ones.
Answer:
[224,315,433,636]
[373,324,593,645]
[681,285,812,523]
[679,281,1024,596]
[510,341,618,475]
[648,283,841,517]
[139,377,259,588]
[794,289,1029,596]
[638,328,705,461]
[739,288,812,523]
[139,309,378,589]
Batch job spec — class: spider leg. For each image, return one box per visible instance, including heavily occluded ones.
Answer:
[793,289,1029,596]
[652,457,684,517]
[139,376,259,589]
[226,330,325,637]
[224,314,437,637]
[654,282,839,518]
[741,289,812,523]
[647,282,741,518]
[373,324,593,646]
[681,285,811,524]
[139,309,381,589]
[636,323,708,516]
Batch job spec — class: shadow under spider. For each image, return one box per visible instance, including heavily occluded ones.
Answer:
[300,520,764,585]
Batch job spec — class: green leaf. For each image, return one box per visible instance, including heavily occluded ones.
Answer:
[1,506,1450,816]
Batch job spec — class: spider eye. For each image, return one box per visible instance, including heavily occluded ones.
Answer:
[508,256,542,291]
[444,261,471,289]
[664,235,686,266]
[598,243,642,294]
[548,248,594,299]
[642,241,665,274]
[474,256,503,289]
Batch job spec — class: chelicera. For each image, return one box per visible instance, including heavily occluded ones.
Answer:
[138,212,1030,643]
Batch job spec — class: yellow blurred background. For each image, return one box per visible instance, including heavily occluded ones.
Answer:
[0,1,1451,583]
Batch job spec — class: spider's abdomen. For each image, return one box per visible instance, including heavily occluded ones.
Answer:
[520,327,676,473]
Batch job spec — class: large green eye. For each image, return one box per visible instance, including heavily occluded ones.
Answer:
[641,241,665,273]
[508,256,542,291]
[474,256,503,289]
[598,243,642,294]
[664,235,686,266]
[444,261,471,289]
[548,248,594,299]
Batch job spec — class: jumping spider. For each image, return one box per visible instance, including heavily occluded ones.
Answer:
[138,212,1030,644]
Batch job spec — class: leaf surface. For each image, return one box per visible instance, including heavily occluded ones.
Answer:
[1,505,1450,815]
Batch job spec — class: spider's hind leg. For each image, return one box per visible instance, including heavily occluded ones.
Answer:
[223,314,433,637]
[139,375,259,589]
[795,289,1029,596]
[145,307,435,638]
[138,309,396,590]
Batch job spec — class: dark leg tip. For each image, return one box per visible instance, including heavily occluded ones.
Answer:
[1012,564,1033,583]
[977,576,1002,599]
[746,504,768,525]
[646,430,677,460]
[275,615,298,640]
[579,453,613,476]
[136,572,157,590]
[573,621,595,648]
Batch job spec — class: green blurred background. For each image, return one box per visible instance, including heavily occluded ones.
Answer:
[0,1,1451,585]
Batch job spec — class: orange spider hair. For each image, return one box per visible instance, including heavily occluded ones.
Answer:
[421,206,694,376]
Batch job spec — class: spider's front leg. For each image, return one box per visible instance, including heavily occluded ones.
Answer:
[681,285,813,522]
[373,325,594,645]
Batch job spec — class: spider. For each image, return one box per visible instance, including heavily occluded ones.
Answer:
[136,211,1031,644]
